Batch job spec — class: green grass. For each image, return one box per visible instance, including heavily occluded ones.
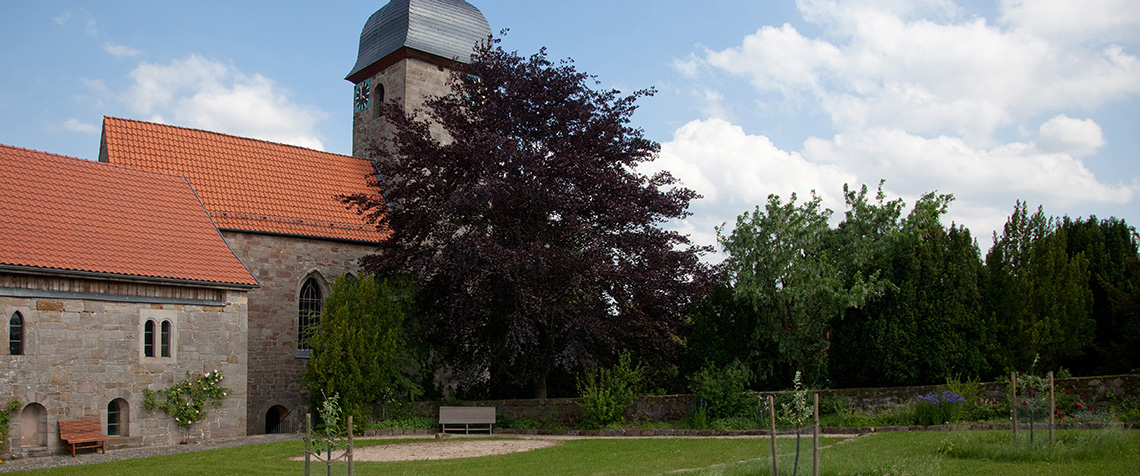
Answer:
[5,431,1138,475]
[3,437,834,476]
[691,430,1140,476]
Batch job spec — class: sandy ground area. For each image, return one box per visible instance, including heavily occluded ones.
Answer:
[298,437,563,462]
[299,433,860,463]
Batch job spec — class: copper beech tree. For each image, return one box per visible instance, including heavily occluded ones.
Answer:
[344,39,711,398]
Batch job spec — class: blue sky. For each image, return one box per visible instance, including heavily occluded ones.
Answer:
[2,0,1138,257]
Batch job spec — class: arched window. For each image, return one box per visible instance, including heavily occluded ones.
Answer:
[107,400,122,436]
[372,83,385,119]
[9,312,23,355]
[160,320,172,357]
[298,278,323,351]
[143,319,155,357]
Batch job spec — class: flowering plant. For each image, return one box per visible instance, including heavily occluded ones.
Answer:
[914,391,965,425]
[144,370,229,429]
[0,399,21,453]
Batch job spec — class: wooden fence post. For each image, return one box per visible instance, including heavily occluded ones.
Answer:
[1011,372,1018,443]
[769,395,778,476]
[347,415,354,476]
[304,413,311,476]
[813,393,820,476]
[1048,371,1055,445]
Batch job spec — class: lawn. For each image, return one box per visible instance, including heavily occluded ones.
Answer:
[4,430,1138,475]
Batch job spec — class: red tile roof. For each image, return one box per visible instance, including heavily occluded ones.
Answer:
[99,117,387,243]
[0,144,259,287]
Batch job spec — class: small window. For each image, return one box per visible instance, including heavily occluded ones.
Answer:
[160,320,172,358]
[107,400,121,436]
[298,278,323,351]
[143,319,155,358]
[9,312,24,355]
[372,83,385,119]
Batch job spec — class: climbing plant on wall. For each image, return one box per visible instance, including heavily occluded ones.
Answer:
[144,371,229,429]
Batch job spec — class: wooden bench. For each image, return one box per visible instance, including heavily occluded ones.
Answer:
[58,418,108,457]
[439,406,495,434]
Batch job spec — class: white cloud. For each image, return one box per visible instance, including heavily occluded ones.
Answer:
[671,54,701,79]
[62,118,99,135]
[85,18,98,37]
[53,10,71,26]
[124,54,327,150]
[663,0,1140,259]
[103,42,140,58]
[646,118,858,252]
[695,89,731,121]
[802,128,1133,207]
[1000,0,1140,42]
[1036,115,1105,157]
[703,3,1140,146]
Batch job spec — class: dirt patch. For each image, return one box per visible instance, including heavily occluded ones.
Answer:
[297,438,562,462]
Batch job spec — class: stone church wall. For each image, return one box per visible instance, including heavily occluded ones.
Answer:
[0,284,248,455]
[352,55,457,157]
[221,230,377,435]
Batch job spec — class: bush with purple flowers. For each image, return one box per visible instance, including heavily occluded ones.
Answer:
[914,390,965,425]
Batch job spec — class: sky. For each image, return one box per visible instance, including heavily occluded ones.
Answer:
[2,0,1138,259]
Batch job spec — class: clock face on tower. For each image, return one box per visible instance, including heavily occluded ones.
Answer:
[353,79,371,113]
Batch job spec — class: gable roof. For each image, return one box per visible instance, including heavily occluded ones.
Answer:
[99,117,387,244]
[0,144,259,288]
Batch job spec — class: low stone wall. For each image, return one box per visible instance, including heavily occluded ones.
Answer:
[406,374,1140,427]
[362,421,1140,438]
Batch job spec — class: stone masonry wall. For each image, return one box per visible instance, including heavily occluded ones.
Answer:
[409,375,1140,427]
[352,55,457,157]
[0,289,248,456]
[222,231,377,435]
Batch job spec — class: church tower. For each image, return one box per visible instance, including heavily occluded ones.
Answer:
[347,0,491,157]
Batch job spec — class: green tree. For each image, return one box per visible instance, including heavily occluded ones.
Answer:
[984,202,1094,372]
[304,275,421,424]
[1058,216,1140,374]
[830,191,988,386]
[718,190,888,386]
[680,281,764,386]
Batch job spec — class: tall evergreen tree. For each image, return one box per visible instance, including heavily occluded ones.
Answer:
[304,275,421,424]
[983,202,1094,372]
[830,191,987,387]
[1058,217,1140,374]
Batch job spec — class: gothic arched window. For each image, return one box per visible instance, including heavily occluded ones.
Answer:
[298,278,323,351]
[9,312,24,355]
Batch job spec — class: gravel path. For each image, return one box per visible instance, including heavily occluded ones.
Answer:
[0,433,302,473]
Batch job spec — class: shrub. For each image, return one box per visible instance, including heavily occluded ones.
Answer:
[687,400,709,430]
[0,399,20,452]
[304,275,421,426]
[577,351,644,429]
[914,391,965,425]
[689,360,754,419]
[367,416,437,430]
[968,398,1005,422]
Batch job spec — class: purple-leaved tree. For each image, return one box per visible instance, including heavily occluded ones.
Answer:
[344,39,711,398]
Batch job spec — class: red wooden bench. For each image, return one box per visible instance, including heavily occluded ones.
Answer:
[58,418,108,457]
